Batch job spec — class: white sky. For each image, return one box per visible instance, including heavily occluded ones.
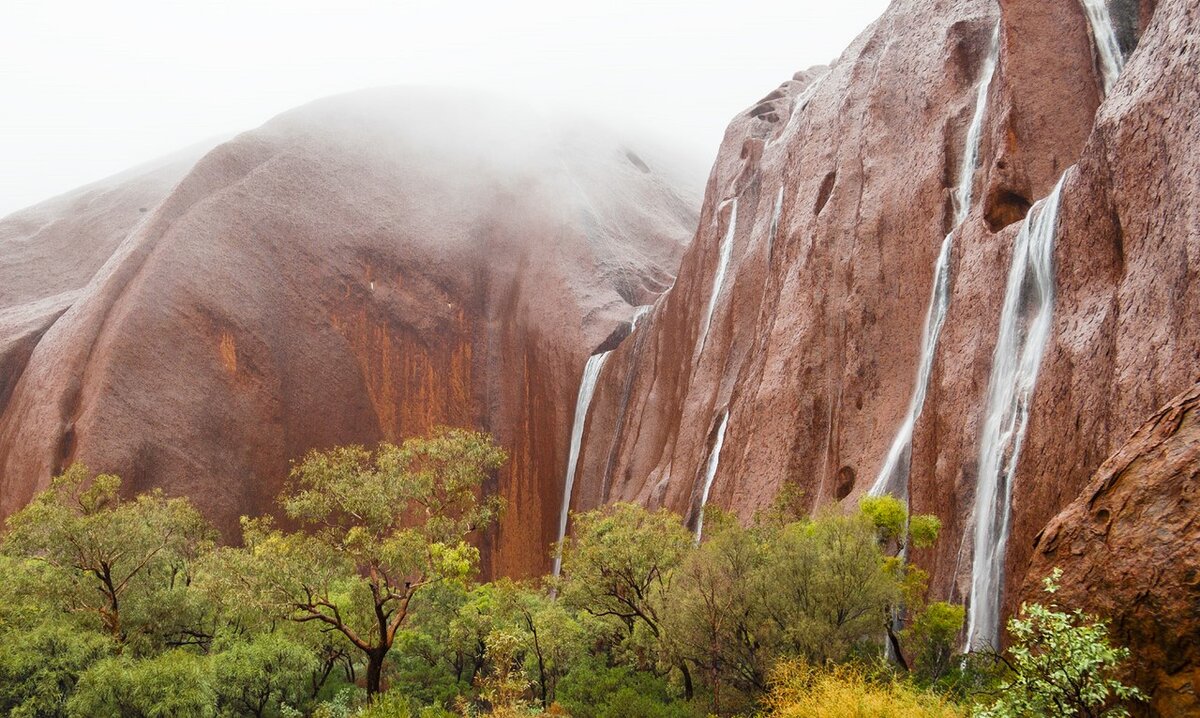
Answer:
[0,0,888,217]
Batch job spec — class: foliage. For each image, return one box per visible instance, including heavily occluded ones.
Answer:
[557,502,691,640]
[904,602,966,683]
[2,464,215,646]
[555,659,698,718]
[213,633,317,717]
[972,569,1144,718]
[758,504,900,663]
[661,509,768,705]
[67,649,217,718]
[763,659,965,718]
[216,428,507,695]
[5,436,1146,717]
[0,618,112,717]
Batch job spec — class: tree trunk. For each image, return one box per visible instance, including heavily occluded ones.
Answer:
[366,651,385,697]
[680,661,694,700]
[886,621,910,672]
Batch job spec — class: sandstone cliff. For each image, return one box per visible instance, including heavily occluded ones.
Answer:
[0,89,699,577]
[571,0,1194,710]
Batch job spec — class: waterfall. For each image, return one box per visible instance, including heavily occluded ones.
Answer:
[694,409,730,542]
[1080,0,1126,95]
[870,25,999,498]
[551,350,612,578]
[966,176,1066,649]
[697,199,738,355]
[768,187,784,263]
[631,304,653,331]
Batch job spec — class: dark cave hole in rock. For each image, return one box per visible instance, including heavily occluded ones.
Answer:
[835,465,856,499]
[624,150,651,173]
[985,188,1032,232]
[815,171,836,215]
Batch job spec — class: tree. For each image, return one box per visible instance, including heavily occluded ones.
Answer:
[0,618,112,717]
[213,633,316,717]
[973,569,1144,718]
[556,503,693,691]
[758,505,900,663]
[2,464,215,646]
[218,428,507,697]
[661,510,768,711]
[904,601,966,683]
[66,649,217,718]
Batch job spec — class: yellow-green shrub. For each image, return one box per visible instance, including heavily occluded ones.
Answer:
[762,660,964,718]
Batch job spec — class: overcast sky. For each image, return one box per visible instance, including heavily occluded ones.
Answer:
[0,0,888,217]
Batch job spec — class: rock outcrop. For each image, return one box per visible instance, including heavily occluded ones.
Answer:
[570,0,1196,708]
[1023,381,1200,716]
[0,89,699,577]
[2,0,1197,710]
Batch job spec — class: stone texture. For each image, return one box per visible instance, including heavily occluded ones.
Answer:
[1022,382,1200,716]
[0,89,698,578]
[573,1,1196,710]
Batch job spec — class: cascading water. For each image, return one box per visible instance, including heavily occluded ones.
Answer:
[631,304,653,331]
[869,25,999,498]
[694,409,730,542]
[697,199,737,355]
[550,350,612,578]
[767,187,784,263]
[1080,0,1126,94]
[965,176,1066,649]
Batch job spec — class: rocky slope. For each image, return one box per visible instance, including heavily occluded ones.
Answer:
[1024,381,1200,715]
[568,0,1195,711]
[0,89,699,577]
[2,0,1197,711]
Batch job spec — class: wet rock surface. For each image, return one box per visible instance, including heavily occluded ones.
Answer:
[0,89,698,577]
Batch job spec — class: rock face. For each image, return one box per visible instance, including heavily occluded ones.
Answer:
[2,0,1197,710]
[0,88,699,577]
[1023,382,1200,716]
[1,144,216,421]
[570,0,1196,708]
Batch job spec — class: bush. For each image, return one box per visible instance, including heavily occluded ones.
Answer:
[555,660,696,718]
[971,569,1144,718]
[763,659,964,718]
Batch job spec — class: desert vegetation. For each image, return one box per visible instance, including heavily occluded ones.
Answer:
[0,429,1141,717]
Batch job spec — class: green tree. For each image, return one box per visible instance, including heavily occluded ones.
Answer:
[758,506,900,663]
[218,428,507,697]
[0,618,112,717]
[661,510,768,711]
[67,649,217,718]
[904,601,966,683]
[213,633,316,717]
[973,569,1144,718]
[556,503,693,691]
[556,658,698,718]
[2,464,215,646]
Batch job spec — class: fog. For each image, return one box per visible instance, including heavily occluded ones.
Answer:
[0,0,888,218]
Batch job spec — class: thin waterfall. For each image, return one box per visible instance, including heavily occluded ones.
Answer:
[1080,0,1126,95]
[697,199,738,355]
[870,25,1000,498]
[694,409,730,542]
[551,350,612,578]
[966,176,1066,649]
[776,72,830,139]
[630,304,653,331]
[768,187,784,263]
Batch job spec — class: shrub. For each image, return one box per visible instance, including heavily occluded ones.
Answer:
[971,569,1144,718]
[763,659,964,718]
[556,660,696,718]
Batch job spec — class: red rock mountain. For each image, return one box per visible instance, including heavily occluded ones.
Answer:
[2,0,1198,713]
[0,89,699,578]
[566,0,1195,711]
